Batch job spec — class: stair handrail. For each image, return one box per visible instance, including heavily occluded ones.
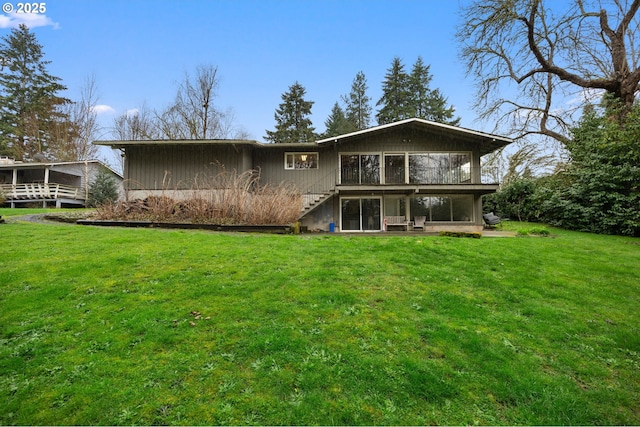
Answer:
[301,168,337,195]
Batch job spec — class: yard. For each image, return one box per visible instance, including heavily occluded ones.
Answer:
[1,208,639,425]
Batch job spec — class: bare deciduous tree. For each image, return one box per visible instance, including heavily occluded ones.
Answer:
[111,64,249,145]
[112,103,159,141]
[155,64,248,140]
[51,74,101,161]
[158,64,219,139]
[457,0,640,144]
[483,141,560,186]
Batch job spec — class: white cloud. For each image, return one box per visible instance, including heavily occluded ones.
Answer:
[92,104,116,115]
[125,108,140,117]
[0,12,60,29]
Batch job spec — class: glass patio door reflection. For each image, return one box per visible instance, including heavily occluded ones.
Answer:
[341,198,381,231]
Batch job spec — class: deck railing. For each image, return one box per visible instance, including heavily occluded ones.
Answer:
[338,166,499,185]
[0,183,86,201]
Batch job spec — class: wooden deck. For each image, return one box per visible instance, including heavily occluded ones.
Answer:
[0,183,86,207]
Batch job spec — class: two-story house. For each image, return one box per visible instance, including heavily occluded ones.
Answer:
[96,118,512,232]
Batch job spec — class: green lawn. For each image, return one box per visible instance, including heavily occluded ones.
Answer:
[1,209,639,425]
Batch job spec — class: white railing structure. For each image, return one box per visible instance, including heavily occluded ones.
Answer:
[0,183,86,206]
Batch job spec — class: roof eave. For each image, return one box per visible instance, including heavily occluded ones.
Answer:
[93,139,263,148]
[316,118,513,152]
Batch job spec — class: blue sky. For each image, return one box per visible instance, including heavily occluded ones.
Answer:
[1,0,481,143]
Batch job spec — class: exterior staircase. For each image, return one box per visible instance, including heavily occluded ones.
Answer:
[301,191,334,217]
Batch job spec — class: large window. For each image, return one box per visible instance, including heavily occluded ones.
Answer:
[285,152,318,170]
[383,195,406,217]
[408,154,430,184]
[409,195,474,222]
[340,154,380,184]
[340,152,472,185]
[408,153,471,184]
[451,154,471,183]
[451,195,474,221]
[384,154,405,184]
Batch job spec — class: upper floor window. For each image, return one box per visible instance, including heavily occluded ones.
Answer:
[340,154,380,184]
[408,153,471,184]
[285,152,318,170]
[339,151,471,184]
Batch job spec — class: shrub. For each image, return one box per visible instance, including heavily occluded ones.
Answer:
[487,102,640,237]
[536,102,640,236]
[517,227,551,237]
[88,167,120,208]
[439,231,482,238]
[483,178,539,221]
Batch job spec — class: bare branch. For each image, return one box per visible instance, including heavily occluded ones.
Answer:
[457,0,640,144]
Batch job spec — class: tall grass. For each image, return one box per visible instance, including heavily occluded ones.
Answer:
[94,169,302,225]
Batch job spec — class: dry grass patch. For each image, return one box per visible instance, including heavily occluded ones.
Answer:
[94,169,302,225]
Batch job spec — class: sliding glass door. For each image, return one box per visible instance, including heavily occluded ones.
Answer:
[341,197,382,231]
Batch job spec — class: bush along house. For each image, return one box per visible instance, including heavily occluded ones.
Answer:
[95,118,512,233]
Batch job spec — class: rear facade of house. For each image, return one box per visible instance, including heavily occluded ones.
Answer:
[97,118,512,232]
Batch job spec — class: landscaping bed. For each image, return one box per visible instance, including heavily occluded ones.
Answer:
[77,219,293,233]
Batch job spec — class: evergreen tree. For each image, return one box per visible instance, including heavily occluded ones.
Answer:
[323,102,354,138]
[265,81,316,143]
[376,57,412,125]
[536,100,640,236]
[342,71,372,130]
[408,57,460,125]
[408,57,432,119]
[424,88,460,125]
[0,24,69,160]
[87,167,120,208]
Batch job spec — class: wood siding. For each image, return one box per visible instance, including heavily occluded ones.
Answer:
[122,128,484,192]
[253,146,337,193]
[125,144,250,190]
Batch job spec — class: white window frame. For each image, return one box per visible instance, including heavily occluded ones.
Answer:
[284,152,318,170]
[339,196,383,232]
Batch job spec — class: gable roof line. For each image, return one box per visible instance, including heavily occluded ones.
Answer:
[94,118,513,150]
[316,118,513,145]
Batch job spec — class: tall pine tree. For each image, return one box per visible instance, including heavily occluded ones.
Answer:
[342,71,372,130]
[0,24,69,160]
[424,88,460,125]
[409,56,460,125]
[323,102,354,138]
[376,56,460,126]
[376,57,412,125]
[265,81,316,143]
[408,57,433,119]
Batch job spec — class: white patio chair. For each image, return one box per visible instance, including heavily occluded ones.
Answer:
[413,216,426,230]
